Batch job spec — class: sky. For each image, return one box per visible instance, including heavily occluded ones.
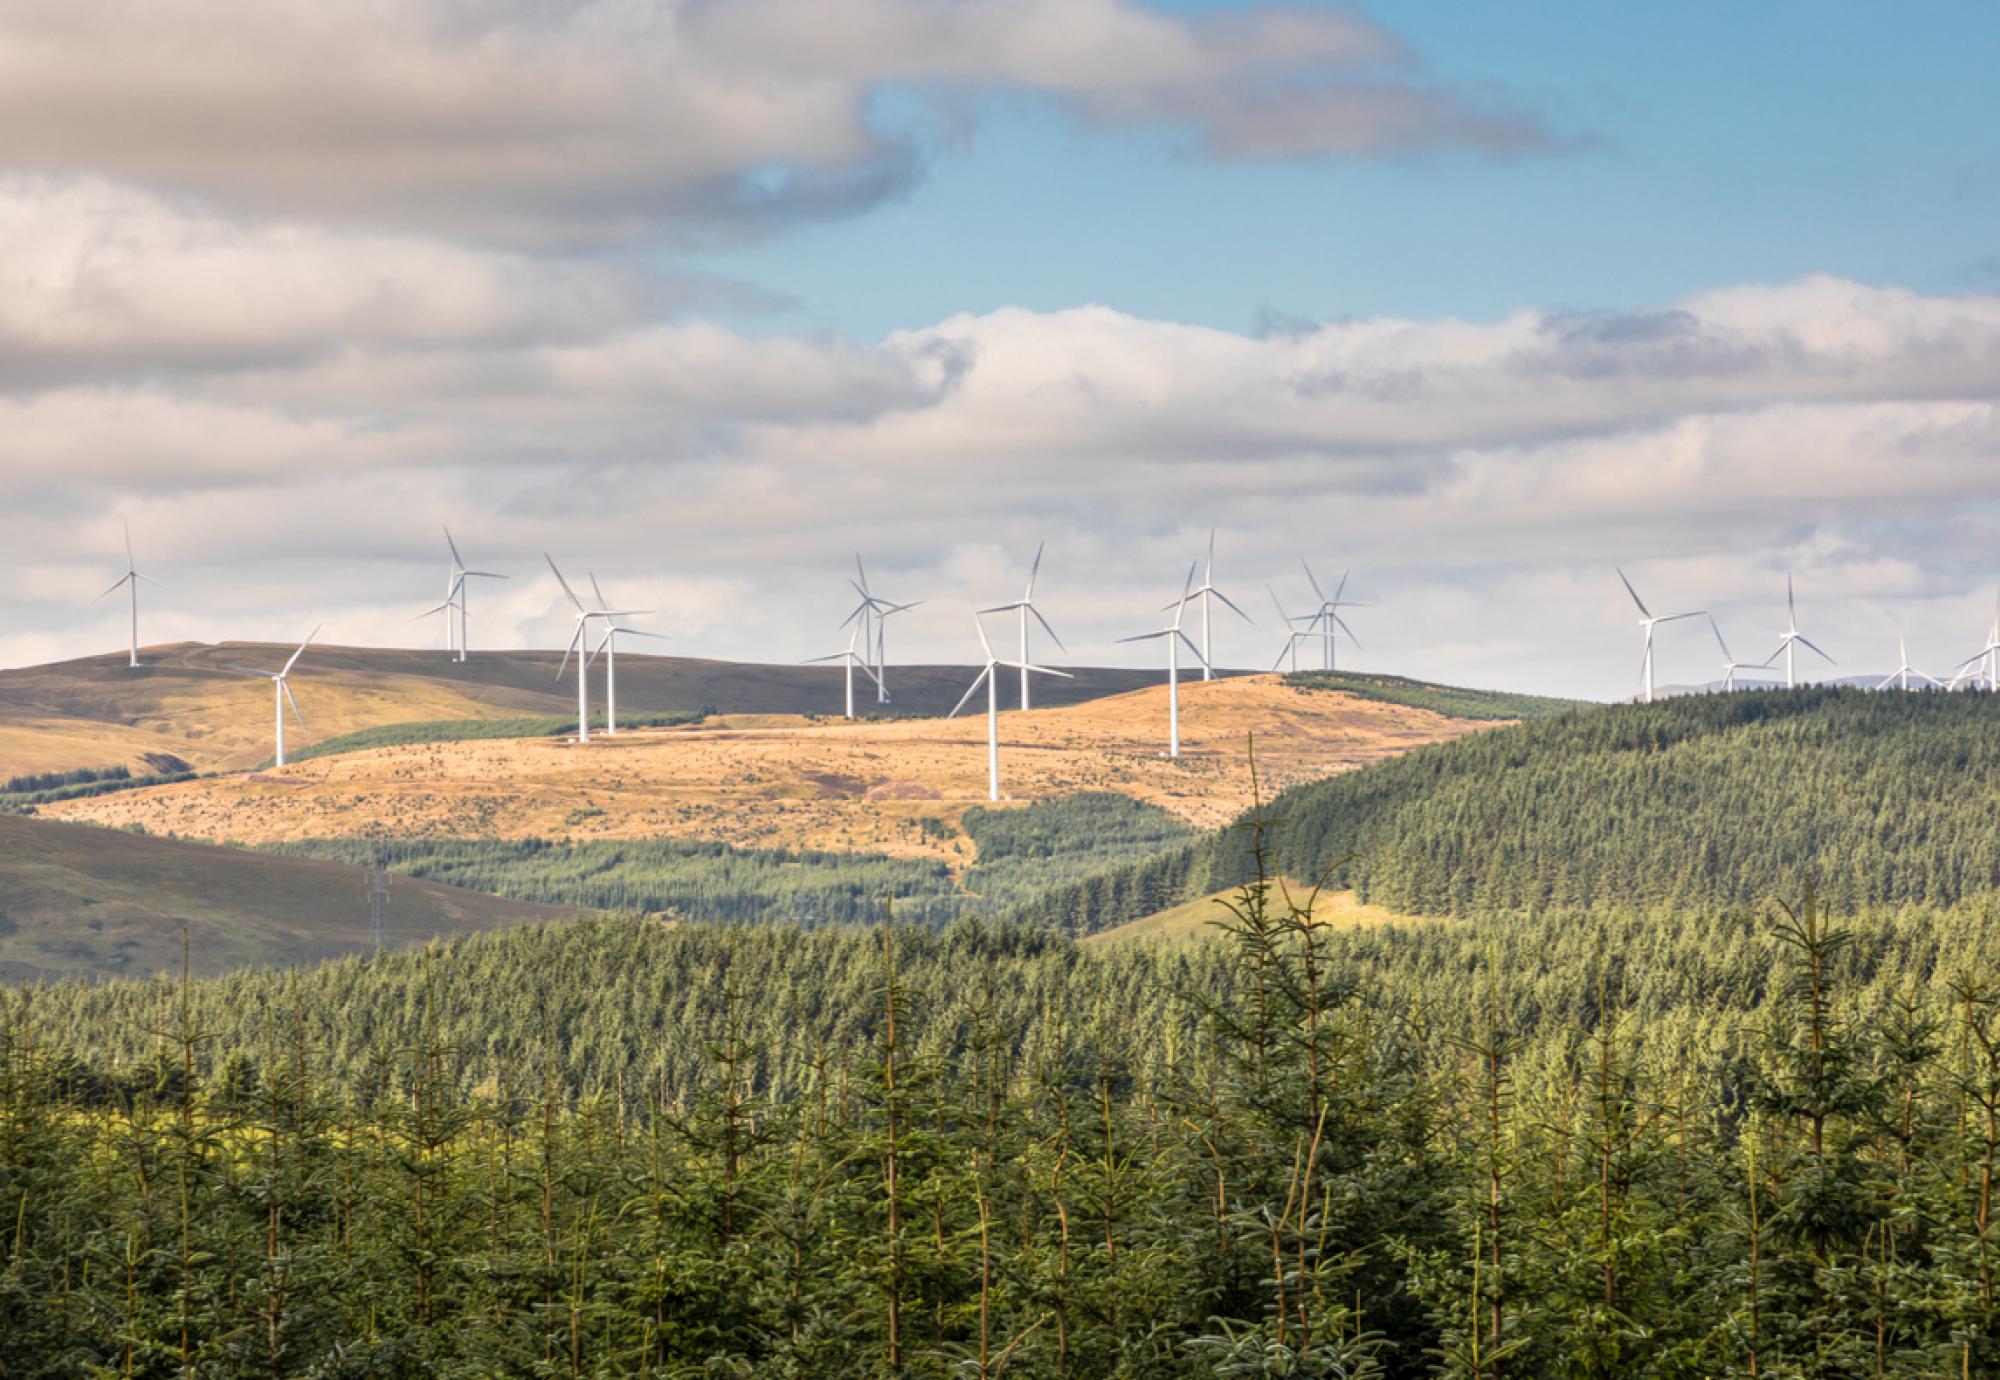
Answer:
[3,0,1998,699]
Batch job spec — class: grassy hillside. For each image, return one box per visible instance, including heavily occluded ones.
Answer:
[1013,687,2000,933]
[0,643,1175,776]
[0,814,576,980]
[1283,669,1591,720]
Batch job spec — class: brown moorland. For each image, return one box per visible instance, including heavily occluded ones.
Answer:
[46,675,1497,866]
[0,643,1168,776]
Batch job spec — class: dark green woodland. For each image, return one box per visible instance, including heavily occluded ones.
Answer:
[3,688,2000,1374]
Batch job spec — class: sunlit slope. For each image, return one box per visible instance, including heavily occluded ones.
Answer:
[0,643,1169,775]
[45,675,1498,861]
[0,814,578,980]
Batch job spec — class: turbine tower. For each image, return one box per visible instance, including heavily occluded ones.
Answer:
[1878,622,1938,691]
[547,555,645,743]
[584,573,662,736]
[223,627,318,767]
[978,542,1066,709]
[1173,529,1253,681]
[1766,572,1834,690]
[806,625,882,719]
[1119,564,1208,758]
[1296,561,1366,671]
[434,529,506,663]
[95,518,160,669]
[948,611,1070,802]
[1617,568,1702,704]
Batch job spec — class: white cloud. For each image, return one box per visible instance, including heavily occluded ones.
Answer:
[4,269,1998,698]
[0,1,1565,245]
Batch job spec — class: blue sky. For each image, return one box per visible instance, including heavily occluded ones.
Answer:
[693,3,2000,339]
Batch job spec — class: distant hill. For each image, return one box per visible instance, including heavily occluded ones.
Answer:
[0,643,1178,776]
[1011,687,2000,933]
[0,814,576,980]
[1283,670,1590,720]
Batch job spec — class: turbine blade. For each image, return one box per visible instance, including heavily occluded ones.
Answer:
[977,602,1024,615]
[1116,630,1169,644]
[123,517,135,568]
[546,554,585,612]
[1331,613,1361,648]
[1212,588,1255,625]
[1658,610,1706,624]
[95,574,133,602]
[281,626,318,676]
[590,572,609,610]
[556,624,583,680]
[1796,636,1835,664]
[1029,604,1066,652]
[464,570,507,580]
[1178,630,1209,667]
[973,610,994,662]
[1707,614,1732,661]
[1332,568,1350,604]
[1011,662,1071,679]
[1266,584,1291,624]
[1616,567,1651,618]
[281,679,305,731]
[948,668,989,719]
[1026,541,1043,600]
[1299,558,1326,603]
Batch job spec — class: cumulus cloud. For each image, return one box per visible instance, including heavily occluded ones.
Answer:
[6,265,1999,698]
[0,1,1567,244]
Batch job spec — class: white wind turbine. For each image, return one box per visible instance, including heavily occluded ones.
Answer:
[978,542,1065,709]
[1949,598,2000,691]
[95,519,161,669]
[223,627,318,768]
[1172,529,1253,681]
[1295,561,1366,671]
[430,529,506,663]
[805,625,882,719]
[1707,615,1767,692]
[1617,568,1703,704]
[1877,621,1939,691]
[1120,564,1208,758]
[1766,572,1834,690]
[844,556,922,704]
[584,573,663,735]
[1267,586,1315,672]
[949,611,1071,802]
[547,555,646,743]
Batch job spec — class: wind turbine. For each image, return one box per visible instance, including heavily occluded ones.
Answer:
[1766,572,1834,690]
[949,611,1071,802]
[1119,564,1208,758]
[806,625,882,719]
[1296,561,1366,672]
[95,518,160,668]
[223,627,317,768]
[435,529,506,663]
[1950,599,2000,691]
[584,573,663,735]
[845,556,921,704]
[1707,615,1767,692]
[1172,529,1253,681]
[978,542,1066,709]
[1877,621,1939,691]
[1267,586,1314,673]
[1617,568,1703,704]
[547,555,647,743]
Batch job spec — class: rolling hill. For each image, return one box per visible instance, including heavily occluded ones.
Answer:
[41,674,1497,860]
[0,642,1179,776]
[1009,686,2000,934]
[0,814,577,980]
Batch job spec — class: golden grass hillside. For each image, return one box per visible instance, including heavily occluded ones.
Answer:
[0,643,1167,776]
[47,676,1497,865]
